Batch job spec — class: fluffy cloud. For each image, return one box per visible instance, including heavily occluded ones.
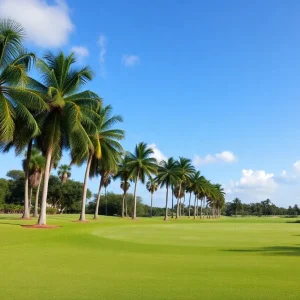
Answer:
[193,151,237,166]
[226,169,277,201]
[0,0,73,47]
[71,46,89,62]
[293,160,300,172]
[98,34,107,76]
[122,55,140,67]
[148,143,167,163]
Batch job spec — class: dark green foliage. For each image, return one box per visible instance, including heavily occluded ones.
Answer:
[6,169,24,180]
[0,178,9,204]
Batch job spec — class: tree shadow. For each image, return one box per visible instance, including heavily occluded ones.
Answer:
[225,246,300,256]
[286,220,300,223]
[0,222,24,226]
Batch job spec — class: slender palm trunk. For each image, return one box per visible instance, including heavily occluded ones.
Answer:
[193,194,197,219]
[171,185,174,218]
[33,173,43,217]
[182,192,186,216]
[28,188,33,213]
[79,154,92,221]
[22,140,32,219]
[125,194,128,217]
[176,184,182,219]
[121,191,126,218]
[38,148,52,225]
[132,170,140,219]
[200,198,203,219]
[94,178,103,219]
[105,187,107,216]
[150,193,153,217]
[164,185,169,221]
[188,192,192,218]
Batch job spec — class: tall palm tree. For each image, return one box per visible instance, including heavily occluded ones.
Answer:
[57,164,71,183]
[33,51,101,225]
[0,19,47,219]
[103,174,112,216]
[127,143,157,219]
[120,181,130,217]
[115,155,132,218]
[88,105,124,221]
[232,197,241,217]
[146,177,158,217]
[175,157,195,219]
[22,148,45,215]
[155,158,180,221]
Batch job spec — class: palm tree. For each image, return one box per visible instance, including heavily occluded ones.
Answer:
[88,105,124,221]
[103,175,112,216]
[0,20,48,219]
[115,156,132,218]
[175,157,195,219]
[120,181,130,217]
[57,164,71,183]
[22,148,45,215]
[127,143,157,219]
[33,51,101,225]
[146,177,158,217]
[232,197,242,217]
[155,158,180,221]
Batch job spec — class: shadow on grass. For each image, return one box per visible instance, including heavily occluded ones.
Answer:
[225,246,300,256]
[286,220,300,224]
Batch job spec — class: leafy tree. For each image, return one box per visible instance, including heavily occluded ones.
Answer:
[6,170,24,180]
[127,143,157,219]
[232,197,242,217]
[0,178,9,204]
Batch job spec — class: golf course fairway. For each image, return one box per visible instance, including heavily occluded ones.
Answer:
[0,215,300,300]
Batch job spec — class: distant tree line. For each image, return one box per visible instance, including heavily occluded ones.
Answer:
[225,198,300,217]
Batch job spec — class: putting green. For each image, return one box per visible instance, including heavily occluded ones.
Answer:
[0,215,300,300]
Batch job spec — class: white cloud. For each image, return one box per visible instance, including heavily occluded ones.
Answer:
[226,169,277,202]
[281,170,287,177]
[98,34,107,76]
[122,54,140,67]
[193,151,237,166]
[71,46,89,62]
[293,160,300,172]
[0,0,74,47]
[148,143,167,163]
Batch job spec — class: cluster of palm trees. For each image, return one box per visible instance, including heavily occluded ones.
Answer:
[117,145,226,221]
[0,19,225,225]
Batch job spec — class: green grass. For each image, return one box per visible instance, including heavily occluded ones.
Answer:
[1,215,300,300]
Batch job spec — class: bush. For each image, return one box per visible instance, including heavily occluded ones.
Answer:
[46,207,57,215]
[0,204,23,214]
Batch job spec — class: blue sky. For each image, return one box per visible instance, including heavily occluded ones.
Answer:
[1,0,300,207]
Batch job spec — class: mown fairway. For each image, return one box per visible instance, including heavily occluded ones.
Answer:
[1,215,300,300]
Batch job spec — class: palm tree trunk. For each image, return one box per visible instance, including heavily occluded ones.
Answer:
[38,148,53,225]
[188,192,192,218]
[171,185,174,218]
[33,173,43,217]
[182,192,186,216]
[105,186,107,216]
[125,193,128,217]
[200,198,203,219]
[121,191,126,218]
[94,178,103,219]
[132,170,140,219]
[79,154,92,221]
[150,193,153,217]
[164,185,169,221]
[22,140,32,219]
[176,184,182,219]
[28,188,33,213]
[193,194,197,219]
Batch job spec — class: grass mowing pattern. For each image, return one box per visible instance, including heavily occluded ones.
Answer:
[1,215,300,299]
